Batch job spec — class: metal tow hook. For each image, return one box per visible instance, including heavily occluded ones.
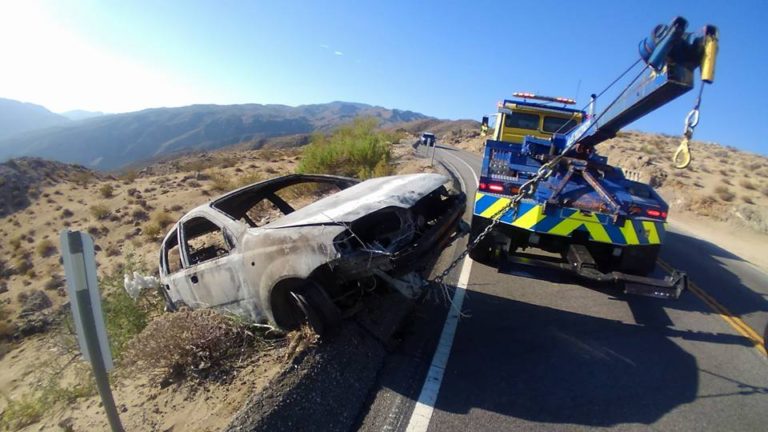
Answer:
[674,107,699,169]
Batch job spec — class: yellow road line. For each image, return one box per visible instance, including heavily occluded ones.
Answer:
[658,259,766,356]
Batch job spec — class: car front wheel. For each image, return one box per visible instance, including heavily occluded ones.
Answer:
[285,280,341,337]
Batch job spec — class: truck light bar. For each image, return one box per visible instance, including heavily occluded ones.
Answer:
[513,92,576,105]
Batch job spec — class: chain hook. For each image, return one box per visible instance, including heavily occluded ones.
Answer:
[674,106,699,169]
[673,136,691,169]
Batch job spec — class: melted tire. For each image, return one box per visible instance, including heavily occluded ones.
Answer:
[289,291,325,336]
[288,281,341,337]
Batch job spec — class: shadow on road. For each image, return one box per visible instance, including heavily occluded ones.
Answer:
[421,286,705,427]
[661,230,768,319]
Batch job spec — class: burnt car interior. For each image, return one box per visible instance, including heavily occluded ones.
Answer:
[212,174,359,227]
[182,217,233,265]
[160,217,234,275]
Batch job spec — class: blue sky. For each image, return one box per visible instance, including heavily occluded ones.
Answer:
[0,0,765,154]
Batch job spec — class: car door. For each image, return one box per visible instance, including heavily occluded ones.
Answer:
[175,215,256,318]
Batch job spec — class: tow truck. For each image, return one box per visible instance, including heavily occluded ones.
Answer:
[469,17,718,299]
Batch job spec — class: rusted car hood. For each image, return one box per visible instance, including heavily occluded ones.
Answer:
[264,173,449,228]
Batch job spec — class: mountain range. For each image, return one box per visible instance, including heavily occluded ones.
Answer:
[0,100,431,171]
[0,98,70,140]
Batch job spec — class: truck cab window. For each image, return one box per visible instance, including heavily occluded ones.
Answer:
[543,116,578,134]
[504,112,540,130]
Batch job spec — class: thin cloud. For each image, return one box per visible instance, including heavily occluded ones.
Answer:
[334,51,344,56]
[319,44,329,49]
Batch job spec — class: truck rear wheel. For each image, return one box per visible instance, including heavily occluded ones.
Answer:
[469,216,497,264]
[618,245,660,275]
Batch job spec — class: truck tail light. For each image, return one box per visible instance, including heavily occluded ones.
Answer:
[646,209,667,219]
[488,184,504,192]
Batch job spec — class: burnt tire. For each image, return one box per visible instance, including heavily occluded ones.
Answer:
[288,281,341,337]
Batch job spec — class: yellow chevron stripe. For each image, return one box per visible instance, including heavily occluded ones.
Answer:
[619,220,639,245]
[475,192,484,203]
[582,217,611,243]
[511,205,546,229]
[548,217,583,237]
[480,197,511,219]
[548,211,612,243]
[642,221,660,244]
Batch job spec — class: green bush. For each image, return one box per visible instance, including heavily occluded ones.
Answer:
[297,117,395,179]
[99,252,163,360]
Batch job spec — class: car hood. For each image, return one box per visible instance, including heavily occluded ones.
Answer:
[264,173,449,228]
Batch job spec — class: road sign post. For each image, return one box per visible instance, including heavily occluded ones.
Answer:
[60,230,124,432]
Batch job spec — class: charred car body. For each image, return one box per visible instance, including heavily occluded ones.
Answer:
[158,173,465,333]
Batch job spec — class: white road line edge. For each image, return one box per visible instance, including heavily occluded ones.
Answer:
[405,257,473,432]
[441,148,479,186]
[438,158,466,194]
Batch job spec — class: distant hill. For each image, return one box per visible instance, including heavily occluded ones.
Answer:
[0,101,429,170]
[60,110,105,121]
[0,157,101,217]
[0,98,69,140]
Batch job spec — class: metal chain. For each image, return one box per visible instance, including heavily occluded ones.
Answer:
[432,157,560,284]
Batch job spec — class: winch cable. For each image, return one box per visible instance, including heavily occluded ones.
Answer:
[552,58,643,136]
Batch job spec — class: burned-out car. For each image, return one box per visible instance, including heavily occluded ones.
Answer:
[158,173,465,333]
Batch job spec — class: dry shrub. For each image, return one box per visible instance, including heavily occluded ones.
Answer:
[119,169,138,183]
[208,171,234,192]
[739,179,756,190]
[234,172,263,188]
[122,310,271,383]
[0,303,14,339]
[742,195,755,205]
[142,211,176,241]
[9,236,22,250]
[713,185,735,202]
[685,195,722,217]
[89,204,110,220]
[99,183,114,198]
[35,239,56,258]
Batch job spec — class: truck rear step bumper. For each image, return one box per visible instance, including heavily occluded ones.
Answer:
[505,244,686,299]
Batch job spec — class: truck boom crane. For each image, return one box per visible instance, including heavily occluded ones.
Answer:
[562,17,718,163]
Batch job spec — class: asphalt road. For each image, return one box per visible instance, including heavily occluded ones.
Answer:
[358,144,768,431]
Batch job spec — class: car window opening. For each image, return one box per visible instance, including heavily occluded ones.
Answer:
[182,217,231,266]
